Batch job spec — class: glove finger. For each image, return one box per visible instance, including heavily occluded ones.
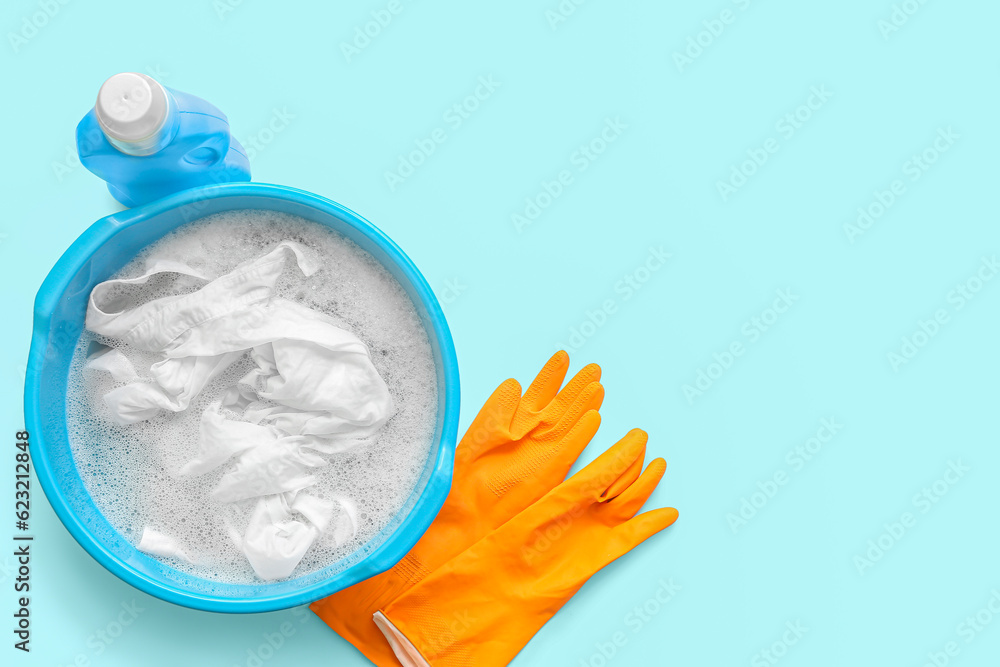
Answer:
[455,378,521,465]
[489,383,603,496]
[613,507,679,547]
[541,362,602,422]
[519,350,570,414]
[540,408,602,484]
[513,358,601,437]
[586,507,679,578]
[602,435,646,501]
[607,458,666,519]
[573,429,647,500]
[544,381,604,440]
[482,409,601,501]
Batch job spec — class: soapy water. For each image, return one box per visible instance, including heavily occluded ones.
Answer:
[65,210,438,584]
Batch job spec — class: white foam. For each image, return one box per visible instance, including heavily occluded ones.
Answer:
[65,210,438,584]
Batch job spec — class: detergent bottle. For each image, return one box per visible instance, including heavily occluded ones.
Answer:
[77,72,251,207]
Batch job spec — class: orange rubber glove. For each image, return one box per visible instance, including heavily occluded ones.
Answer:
[372,429,678,667]
[311,351,604,664]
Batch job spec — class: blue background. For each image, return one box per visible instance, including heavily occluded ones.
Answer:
[2,0,999,665]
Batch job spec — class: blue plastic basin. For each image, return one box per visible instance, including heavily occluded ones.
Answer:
[23,182,459,613]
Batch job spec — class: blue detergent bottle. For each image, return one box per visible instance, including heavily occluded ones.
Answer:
[77,72,251,207]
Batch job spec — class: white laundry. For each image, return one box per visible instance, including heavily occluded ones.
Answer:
[85,345,139,382]
[179,385,372,512]
[324,494,359,546]
[86,241,319,421]
[86,241,394,439]
[162,297,395,440]
[242,491,352,581]
[68,212,439,586]
[86,257,213,350]
[138,527,195,564]
[212,437,326,503]
[243,495,317,581]
[102,351,244,424]
[86,242,317,351]
[178,397,283,476]
[292,492,338,532]
[83,239,394,581]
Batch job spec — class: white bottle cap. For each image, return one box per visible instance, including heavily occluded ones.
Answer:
[95,72,175,156]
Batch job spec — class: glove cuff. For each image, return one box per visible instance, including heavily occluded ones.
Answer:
[373,611,431,667]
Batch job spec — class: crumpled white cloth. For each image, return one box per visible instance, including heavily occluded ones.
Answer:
[138,527,195,564]
[86,242,314,351]
[85,344,140,382]
[103,351,245,423]
[85,240,390,580]
[242,490,358,581]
